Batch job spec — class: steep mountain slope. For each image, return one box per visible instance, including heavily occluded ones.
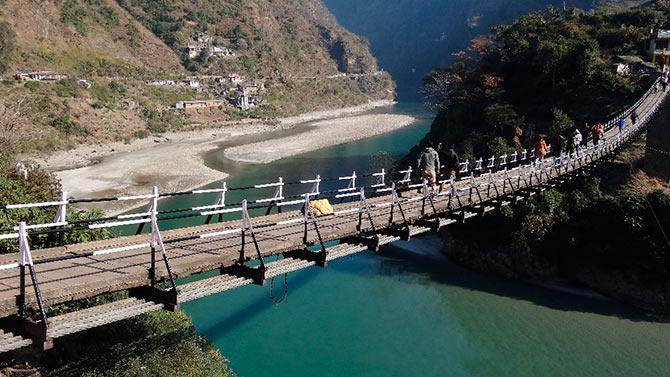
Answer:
[0,0,394,154]
[324,0,597,100]
[1,0,183,75]
[118,0,380,77]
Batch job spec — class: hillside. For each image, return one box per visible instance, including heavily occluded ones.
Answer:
[0,0,394,155]
[324,0,597,100]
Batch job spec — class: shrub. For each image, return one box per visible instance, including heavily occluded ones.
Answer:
[60,0,88,35]
[24,81,41,92]
[143,107,187,133]
[55,78,81,98]
[99,6,119,26]
[51,115,91,137]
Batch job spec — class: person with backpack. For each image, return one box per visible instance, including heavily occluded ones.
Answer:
[417,141,440,192]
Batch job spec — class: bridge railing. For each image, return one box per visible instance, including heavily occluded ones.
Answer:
[0,77,664,244]
[0,81,665,332]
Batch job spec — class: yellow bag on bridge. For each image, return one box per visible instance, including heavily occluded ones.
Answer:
[308,199,333,216]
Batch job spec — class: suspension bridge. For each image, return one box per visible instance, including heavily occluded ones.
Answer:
[0,79,666,353]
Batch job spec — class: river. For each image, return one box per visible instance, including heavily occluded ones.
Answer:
[147,104,670,377]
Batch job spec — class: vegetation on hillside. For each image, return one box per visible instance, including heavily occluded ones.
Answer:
[0,128,232,376]
[418,3,669,161]
[117,0,380,76]
[415,1,670,313]
[0,0,394,154]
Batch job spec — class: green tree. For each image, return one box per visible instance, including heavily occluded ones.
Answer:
[550,108,574,137]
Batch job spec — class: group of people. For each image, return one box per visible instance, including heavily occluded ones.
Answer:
[417,107,639,191]
[416,141,459,191]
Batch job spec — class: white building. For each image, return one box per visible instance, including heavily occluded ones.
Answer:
[188,43,208,59]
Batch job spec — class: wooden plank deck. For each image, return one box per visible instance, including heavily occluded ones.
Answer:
[0,87,664,321]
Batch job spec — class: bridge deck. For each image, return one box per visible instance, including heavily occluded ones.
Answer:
[0,86,664,324]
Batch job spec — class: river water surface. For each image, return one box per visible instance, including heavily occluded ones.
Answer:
[152,104,669,377]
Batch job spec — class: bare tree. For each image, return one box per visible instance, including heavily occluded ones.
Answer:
[422,70,459,112]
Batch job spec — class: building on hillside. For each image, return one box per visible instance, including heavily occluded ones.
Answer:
[182,79,201,88]
[78,79,93,89]
[228,95,254,110]
[238,83,261,97]
[148,79,176,86]
[647,29,670,67]
[215,73,245,84]
[15,71,68,82]
[210,45,235,58]
[188,43,208,59]
[174,99,227,110]
[194,32,210,43]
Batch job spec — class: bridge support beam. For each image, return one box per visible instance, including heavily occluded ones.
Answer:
[1,316,53,351]
[284,248,328,268]
[220,264,267,286]
[341,235,380,252]
[130,286,179,312]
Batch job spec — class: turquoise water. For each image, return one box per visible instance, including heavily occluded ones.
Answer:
[162,105,668,377]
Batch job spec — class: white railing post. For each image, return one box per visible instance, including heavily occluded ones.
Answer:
[54,191,67,225]
[371,168,386,190]
[18,222,33,268]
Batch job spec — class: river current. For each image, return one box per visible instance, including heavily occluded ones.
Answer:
[147,104,669,377]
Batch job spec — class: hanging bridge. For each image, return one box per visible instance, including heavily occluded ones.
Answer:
[0,80,666,353]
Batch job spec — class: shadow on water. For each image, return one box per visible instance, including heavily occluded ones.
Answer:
[326,235,670,324]
[194,270,320,336]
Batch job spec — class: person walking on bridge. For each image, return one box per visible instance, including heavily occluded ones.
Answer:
[571,129,582,155]
[617,116,626,134]
[534,135,548,160]
[417,141,440,192]
[591,122,604,146]
[631,109,638,126]
[438,143,459,180]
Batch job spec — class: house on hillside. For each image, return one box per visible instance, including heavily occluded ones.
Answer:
[188,43,208,59]
[194,32,210,43]
[215,73,245,84]
[174,99,227,110]
[210,45,235,58]
[15,71,68,82]
[647,29,670,67]
[148,79,176,86]
[238,83,261,97]
[228,95,255,110]
[182,79,201,88]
